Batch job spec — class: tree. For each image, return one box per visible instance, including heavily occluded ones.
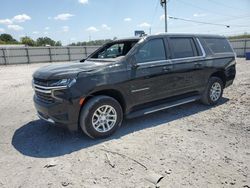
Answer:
[36,37,56,46]
[69,39,112,46]
[0,33,18,44]
[20,36,35,46]
[55,41,62,46]
[228,33,250,39]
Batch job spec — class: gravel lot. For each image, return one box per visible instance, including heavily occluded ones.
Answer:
[0,59,249,188]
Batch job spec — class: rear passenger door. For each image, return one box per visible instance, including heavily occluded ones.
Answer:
[167,36,207,95]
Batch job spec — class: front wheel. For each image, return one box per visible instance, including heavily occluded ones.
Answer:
[79,96,123,138]
[201,77,224,105]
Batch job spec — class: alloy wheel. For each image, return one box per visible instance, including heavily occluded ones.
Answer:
[209,82,222,102]
[92,105,117,133]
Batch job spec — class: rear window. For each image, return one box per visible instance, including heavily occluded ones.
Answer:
[170,37,198,59]
[204,38,233,54]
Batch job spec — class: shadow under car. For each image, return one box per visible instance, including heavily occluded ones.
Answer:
[12,98,229,158]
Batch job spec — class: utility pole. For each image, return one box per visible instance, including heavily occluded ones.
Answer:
[160,0,168,33]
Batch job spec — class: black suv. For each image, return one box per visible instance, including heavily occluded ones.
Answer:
[33,34,236,138]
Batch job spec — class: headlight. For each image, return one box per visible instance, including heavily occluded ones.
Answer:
[50,78,76,87]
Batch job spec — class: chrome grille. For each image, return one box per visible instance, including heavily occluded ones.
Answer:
[33,82,54,104]
[33,78,67,104]
[33,78,57,87]
[35,90,54,103]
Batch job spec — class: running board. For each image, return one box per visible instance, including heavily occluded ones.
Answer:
[126,95,201,119]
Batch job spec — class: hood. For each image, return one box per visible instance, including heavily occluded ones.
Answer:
[33,60,112,80]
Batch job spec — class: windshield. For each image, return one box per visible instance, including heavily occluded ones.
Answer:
[90,40,138,59]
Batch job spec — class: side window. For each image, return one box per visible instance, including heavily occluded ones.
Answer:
[135,39,166,63]
[203,38,233,54]
[170,37,198,59]
[98,43,124,58]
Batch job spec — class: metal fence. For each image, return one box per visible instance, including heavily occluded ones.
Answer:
[229,39,250,57]
[0,39,249,65]
[0,46,99,65]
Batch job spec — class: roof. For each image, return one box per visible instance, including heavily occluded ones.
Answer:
[153,33,225,38]
[114,33,225,42]
[114,37,141,42]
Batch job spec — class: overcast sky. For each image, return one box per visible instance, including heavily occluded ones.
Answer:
[0,0,250,45]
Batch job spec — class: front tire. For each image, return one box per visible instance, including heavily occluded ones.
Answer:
[201,77,224,105]
[79,96,123,138]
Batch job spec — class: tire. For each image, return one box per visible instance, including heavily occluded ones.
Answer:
[79,95,123,138]
[201,77,224,105]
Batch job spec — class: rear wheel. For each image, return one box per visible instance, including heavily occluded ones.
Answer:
[201,77,224,105]
[79,96,123,138]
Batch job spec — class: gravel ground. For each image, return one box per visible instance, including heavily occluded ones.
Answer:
[0,59,249,188]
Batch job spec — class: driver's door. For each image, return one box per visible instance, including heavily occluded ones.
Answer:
[128,38,173,107]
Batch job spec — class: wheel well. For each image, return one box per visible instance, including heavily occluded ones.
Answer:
[210,71,226,86]
[84,89,126,113]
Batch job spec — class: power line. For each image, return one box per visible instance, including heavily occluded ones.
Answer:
[210,15,250,24]
[174,0,250,24]
[169,16,230,28]
[175,0,250,22]
[175,0,242,19]
[207,0,249,12]
[150,0,249,35]
[150,0,160,26]
[169,16,250,28]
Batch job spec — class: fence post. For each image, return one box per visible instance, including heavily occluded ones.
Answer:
[244,40,247,57]
[25,47,30,64]
[2,48,7,65]
[48,47,52,63]
[67,47,71,61]
[84,46,87,58]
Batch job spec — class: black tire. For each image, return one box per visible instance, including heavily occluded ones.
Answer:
[79,95,123,138]
[201,77,224,105]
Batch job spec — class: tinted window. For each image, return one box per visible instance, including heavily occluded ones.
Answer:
[91,40,138,59]
[204,38,233,53]
[170,37,198,59]
[135,39,166,63]
[97,43,124,58]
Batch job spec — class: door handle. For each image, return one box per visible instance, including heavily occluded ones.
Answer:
[194,62,202,68]
[162,66,173,72]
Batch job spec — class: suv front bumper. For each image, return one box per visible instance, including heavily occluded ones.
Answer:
[33,95,81,131]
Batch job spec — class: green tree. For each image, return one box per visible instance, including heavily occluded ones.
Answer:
[228,33,250,39]
[69,39,112,46]
[20,36,35,46]
[0,33,18,44]
[55,41,62,46]
[36,37,56,46]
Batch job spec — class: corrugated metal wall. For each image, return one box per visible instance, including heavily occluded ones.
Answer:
[0,46,99,65]
[0,39,249,65]
[229,39,250,57]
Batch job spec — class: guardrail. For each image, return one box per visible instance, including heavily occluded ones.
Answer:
[229,38,250,57]
[0,46,100,65]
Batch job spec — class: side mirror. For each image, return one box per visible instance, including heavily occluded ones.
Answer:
[132,63,139,69]
[129,55,139,69]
